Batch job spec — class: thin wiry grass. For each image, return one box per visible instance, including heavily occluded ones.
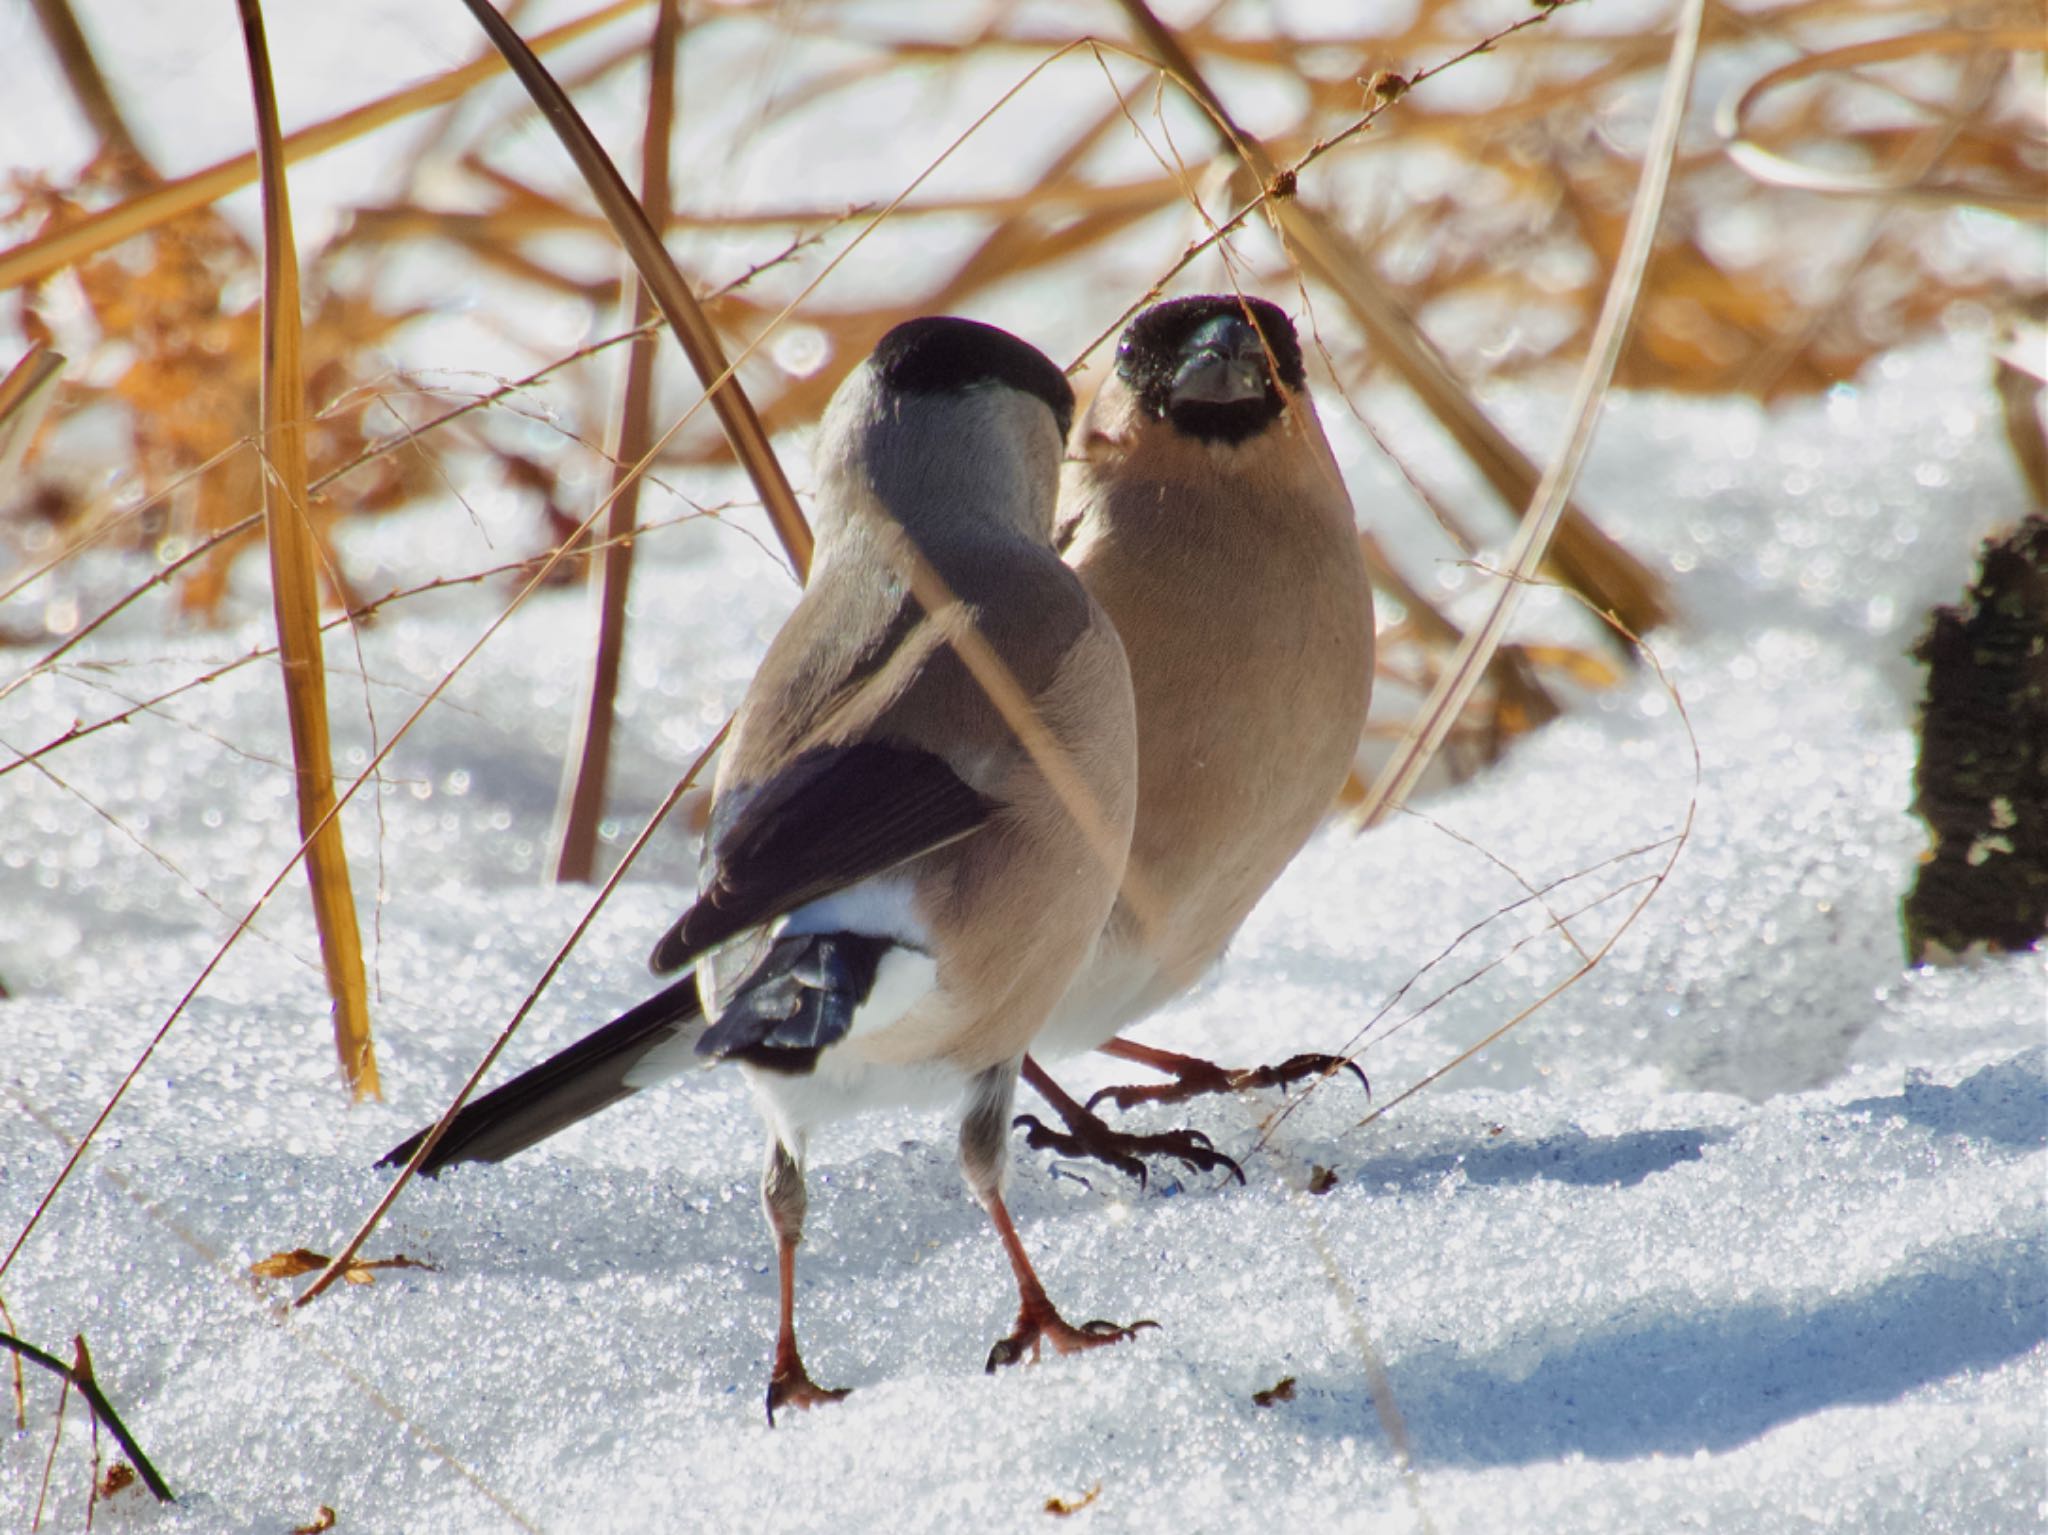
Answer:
[294,722,725,1307]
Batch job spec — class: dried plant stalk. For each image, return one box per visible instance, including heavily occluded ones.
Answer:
[456,0,813,577]
[237,0,377,1098]
[0,1331,173,1504]
[553,0,680,883]
[27,0,155,183]
[0,343,65,489]
[297,723,729,1308]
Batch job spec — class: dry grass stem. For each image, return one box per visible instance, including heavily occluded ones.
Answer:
[238,0,377,1098]
[0,1330,173,1506]
[553,0,681,883]
[455,0,813,579]
[0,342,65,489]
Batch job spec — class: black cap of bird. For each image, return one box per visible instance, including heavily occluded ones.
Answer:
[386,315,1145,1419]
[1017,294,1374,1178]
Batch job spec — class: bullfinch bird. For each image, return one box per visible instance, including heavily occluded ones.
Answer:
[382,297,1370,1190]
[388,316,1144,1418]
[1016,294,1374,1181]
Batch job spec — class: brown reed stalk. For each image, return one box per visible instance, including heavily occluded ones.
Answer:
[553,0,682,884]
[237,0,377,1098]
[455,0,813,577]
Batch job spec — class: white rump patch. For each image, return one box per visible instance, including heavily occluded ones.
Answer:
[619,1023,713,1090]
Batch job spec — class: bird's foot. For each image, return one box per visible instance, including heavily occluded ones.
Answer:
[985,1306,1157,1372]
[1086,1051,1367,1114]
[1012,1108,1244,1188]
[765,1358,850,1424]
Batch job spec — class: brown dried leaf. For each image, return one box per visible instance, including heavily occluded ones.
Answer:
[291,1507,338,1534]
[1252,1375,1298,1406]
[249,1248,436,1285]
[249,1248,330,1280]
[96,1462,136,1499]
[1045,1483,1102,1517]
[1519,643,1624,691]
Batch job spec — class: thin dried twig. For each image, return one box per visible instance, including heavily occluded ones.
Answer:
[4,1084,539,1530]
[1352,612,1700,1131]
[296,723,728,1306]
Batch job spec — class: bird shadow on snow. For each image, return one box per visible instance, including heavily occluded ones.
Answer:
[1842,1049,2048,1152]
[1377,1229,2048,1466]
[1347,1125,1724,1193]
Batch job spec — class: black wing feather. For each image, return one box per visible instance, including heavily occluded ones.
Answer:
[649,741,992,974]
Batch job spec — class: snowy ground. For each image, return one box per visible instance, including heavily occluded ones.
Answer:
[4,0,2046,1526]
[2,326,2043,1532]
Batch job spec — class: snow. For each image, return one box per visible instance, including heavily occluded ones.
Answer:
[4,331,2042,1531]
[4,5,2045,1531]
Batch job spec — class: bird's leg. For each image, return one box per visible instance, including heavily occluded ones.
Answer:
[1013,1055,1245,1186]
[966,1064,1156,1371]
[760,1134,848,1424]
[1084,1037,1367,1114]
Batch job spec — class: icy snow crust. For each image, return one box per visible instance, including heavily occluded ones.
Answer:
[5,334,2043,1531]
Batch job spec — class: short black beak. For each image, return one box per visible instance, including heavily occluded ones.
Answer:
[1168,313,1269,407]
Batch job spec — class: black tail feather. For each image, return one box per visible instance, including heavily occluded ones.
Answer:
[380,971,706,1175]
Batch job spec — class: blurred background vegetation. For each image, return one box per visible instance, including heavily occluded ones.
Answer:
[0,0,2040,1049]
[6,0,2038,642]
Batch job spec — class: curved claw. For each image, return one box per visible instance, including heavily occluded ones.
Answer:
[765,1370,851,1425]
[1014,1112,1149,1189]
[1089,1052,1369,1113]
[1014,1112,1244,1187]
[986,1314,1159,1373]
[1081,1317,1159,1340]
[1272,1051,1370,1098]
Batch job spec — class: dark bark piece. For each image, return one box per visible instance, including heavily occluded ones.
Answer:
[1903,513,2048,959]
